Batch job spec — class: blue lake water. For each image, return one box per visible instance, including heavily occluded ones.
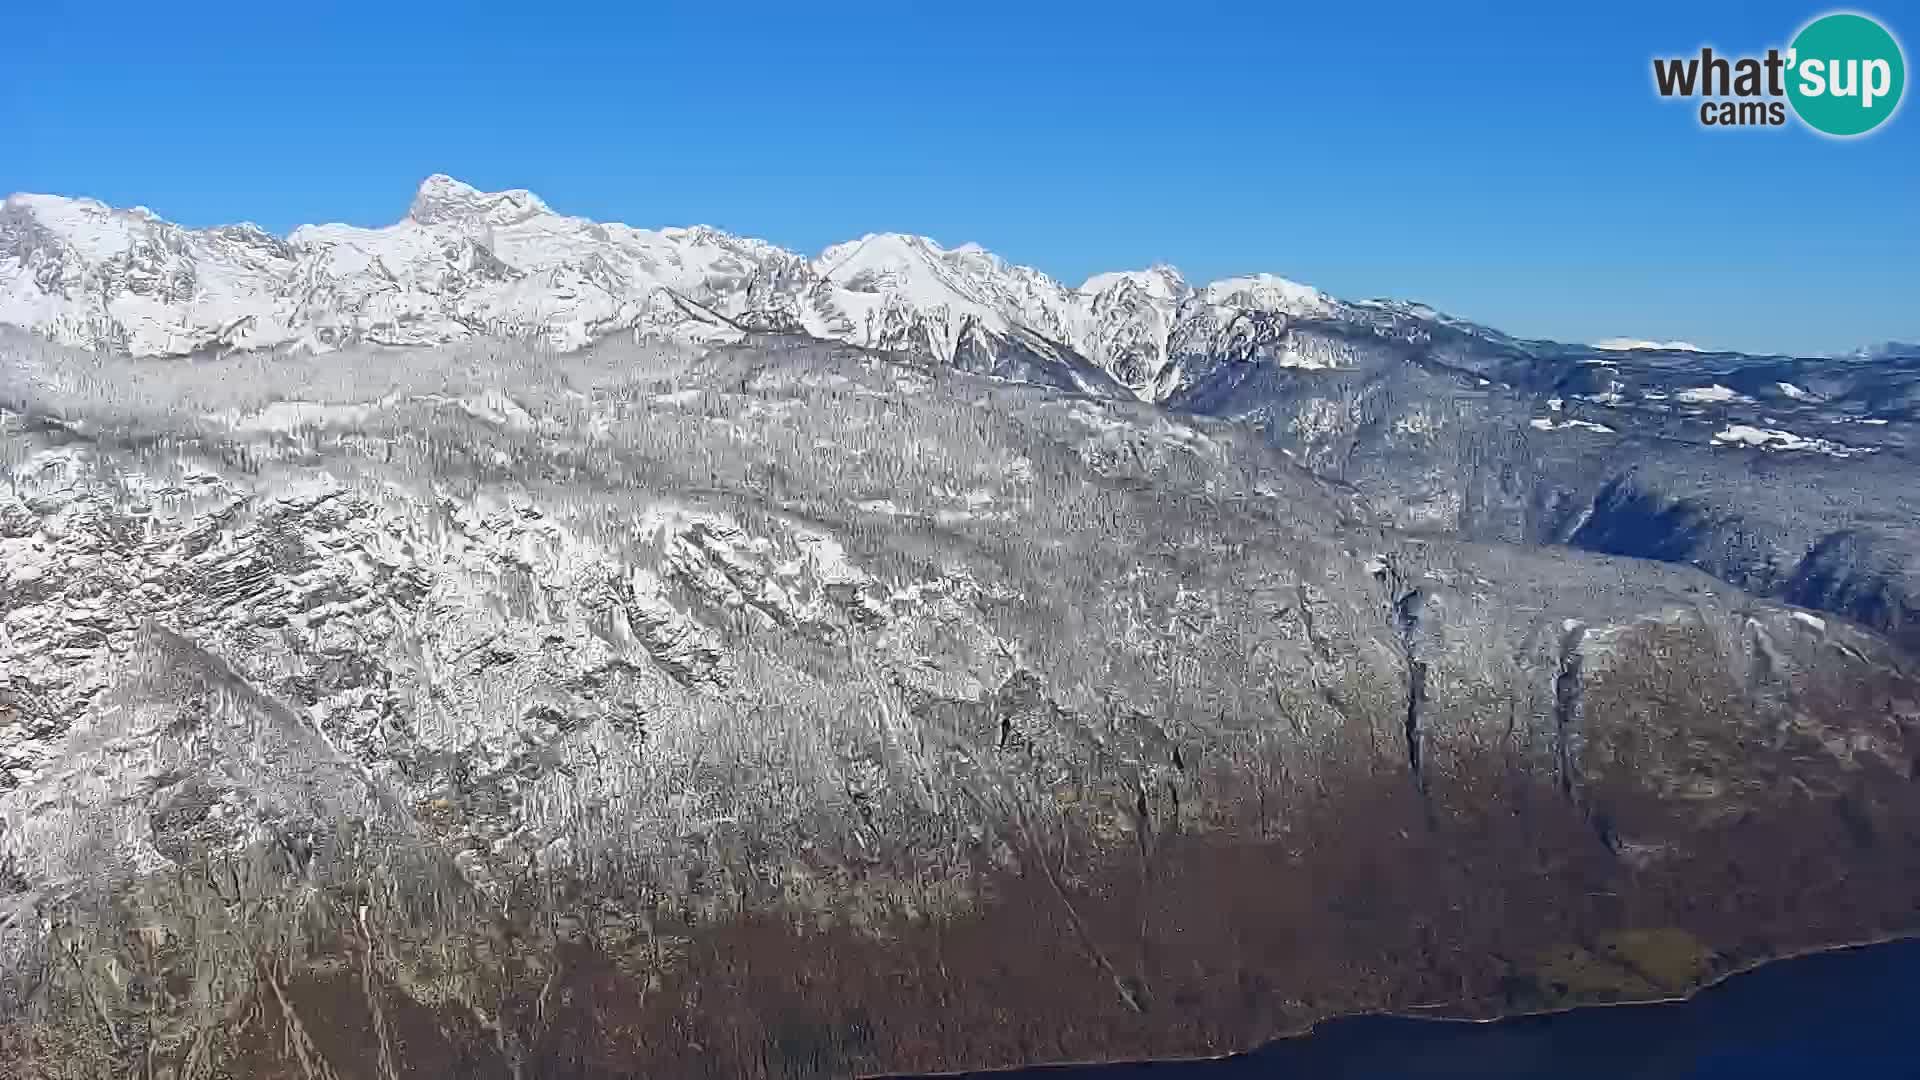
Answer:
[967,938,1920,1078]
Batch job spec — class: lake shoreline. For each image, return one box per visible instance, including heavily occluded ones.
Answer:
[874,929,1920,1078]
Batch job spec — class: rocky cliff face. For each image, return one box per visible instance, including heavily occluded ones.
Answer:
[1,326,1916,1078]
[11,178,1915,654]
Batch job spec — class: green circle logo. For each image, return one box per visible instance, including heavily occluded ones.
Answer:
[1787,12,1906,136]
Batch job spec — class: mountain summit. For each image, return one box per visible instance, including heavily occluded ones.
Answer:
[404,173,554,226]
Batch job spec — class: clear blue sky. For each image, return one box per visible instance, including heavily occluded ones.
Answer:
[4,0,1915,355]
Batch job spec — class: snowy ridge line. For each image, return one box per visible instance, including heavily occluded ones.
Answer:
[2,175,1343,401]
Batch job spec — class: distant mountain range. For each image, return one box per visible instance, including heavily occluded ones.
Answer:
[0,175,1325,395]
[17,174,1890,395]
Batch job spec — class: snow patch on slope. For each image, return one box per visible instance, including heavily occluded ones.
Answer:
[1594,338,1703,352]
[1711,424,1874,458]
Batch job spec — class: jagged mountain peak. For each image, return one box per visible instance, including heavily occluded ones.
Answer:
[1079,265,1190,300]
[812,231,1067,312]
[816,231,957,288]
[1201,272,1329,315]
[406,172,554,227]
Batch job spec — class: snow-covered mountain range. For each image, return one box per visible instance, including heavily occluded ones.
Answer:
[1,174,1349,399]
[6,176,1920,1078]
